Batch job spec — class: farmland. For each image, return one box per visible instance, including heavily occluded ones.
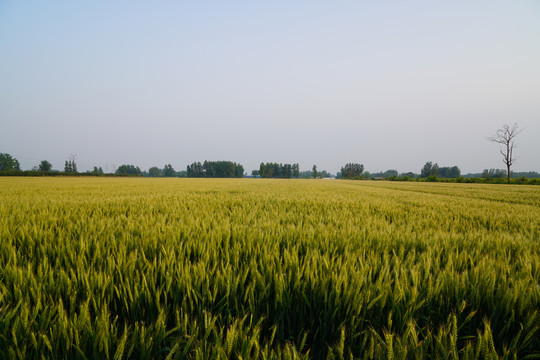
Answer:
[0,178,539,359]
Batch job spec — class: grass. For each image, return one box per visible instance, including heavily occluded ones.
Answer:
[0,177,539,359]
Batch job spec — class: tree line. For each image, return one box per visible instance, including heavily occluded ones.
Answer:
[257,163,300,178]
[2,151,539,182]
[186,161,244,178]
[1,120,539,185]
[419,162,461,179]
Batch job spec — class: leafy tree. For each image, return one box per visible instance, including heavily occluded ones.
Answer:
[299,171,313,178]
[292,163,300,178]
[420,161,439,178]
[251,170,260,177]
[234,163,244,178]
[187,161,243,178]
[400,172,417,179]
[91,166,104,175]
[488,123,523,183]
[318,170,332,178]
[298,169,331,179]
[482,169,506,179]
[512,171,540,178]
[38,160,52,172]
[115,164,142,176]
[340,163,364,179]
[371,169,398,179]
[148,167,162,177]
[266,166,274,178]
[163,164,175,177]
[0,153,21,171]
[187,162,204,177]
[383,170,398,178]
[283,163,292,178]
[312,165,318,179]
[438,166,461,178]
[64,159,77,173]
[258,163,303,178]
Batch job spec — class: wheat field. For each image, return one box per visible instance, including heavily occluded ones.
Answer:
[0,177,539,359]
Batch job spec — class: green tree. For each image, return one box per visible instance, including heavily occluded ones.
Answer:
[266,165,274,178]
[400,172,417,179]
[319,170,332,178]
[283,164,292,178]
[187,162,204,177]
[439,166,461,178]
[64,156,77,173]
[115,164,142,176]
[420,161,439,178]
[38,160,52,172]
[371,169,398,179]
[163,164,175,177]
[312,165,318,179]
[234,163,244,178]
[292,163,300,178]
[482,169,505,179]
[0,153,21,171]
[148,166,162,177]
[187,161,243,178]
[340,163,364,179]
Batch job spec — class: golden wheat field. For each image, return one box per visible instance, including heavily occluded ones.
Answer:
[0,177,539,359]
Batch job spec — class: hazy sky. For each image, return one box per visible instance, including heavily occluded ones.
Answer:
[1,1,539,174]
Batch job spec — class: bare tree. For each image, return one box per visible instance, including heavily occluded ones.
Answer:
[488,123,523,184]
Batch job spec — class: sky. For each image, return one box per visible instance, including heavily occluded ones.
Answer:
[1,1,539,174]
